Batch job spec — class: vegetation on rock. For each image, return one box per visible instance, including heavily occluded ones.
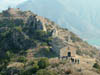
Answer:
[0,8,100,75]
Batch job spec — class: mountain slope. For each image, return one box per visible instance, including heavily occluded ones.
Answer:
[0,8,99,58]
[0,8,100,75]
[17,0,100,47]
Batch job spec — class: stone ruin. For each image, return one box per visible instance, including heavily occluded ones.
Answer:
[59,35,80,64]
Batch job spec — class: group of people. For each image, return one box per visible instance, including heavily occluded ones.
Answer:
[71,58,80,64]
[60,56,80,64]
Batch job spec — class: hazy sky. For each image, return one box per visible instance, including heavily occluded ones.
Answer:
[0,0,27,11]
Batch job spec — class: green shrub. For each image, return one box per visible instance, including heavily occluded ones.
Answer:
[76,49,82,55]
[65,69,72,74]
[15,26,22,32]
[17,56,27,63]
[51,63,59,68]
[33,30,52,43]
[6,67,23,75]
[41,43,48,46]
[23,66,34,75]
[70,32,82,42]
[36,69,57,75]
[35,47,57,58]
[32,64,39,73]
[43,48,50,53]
[28,60,37,66]
[38,58,49,69]
[23,64,39,75]
[93,63,100,69]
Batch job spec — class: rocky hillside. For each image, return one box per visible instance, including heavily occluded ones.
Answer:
[0,8,99,57]
[0,8,100,75]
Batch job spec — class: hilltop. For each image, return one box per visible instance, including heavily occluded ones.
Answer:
[0,8,100,75]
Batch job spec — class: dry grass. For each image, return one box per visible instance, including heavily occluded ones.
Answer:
[7,62,24,69]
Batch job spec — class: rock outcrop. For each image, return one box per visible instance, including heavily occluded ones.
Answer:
[1,8,46,31]
[27,15,46,31]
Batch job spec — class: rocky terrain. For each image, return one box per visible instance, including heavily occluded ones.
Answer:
[0,8,100,75]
